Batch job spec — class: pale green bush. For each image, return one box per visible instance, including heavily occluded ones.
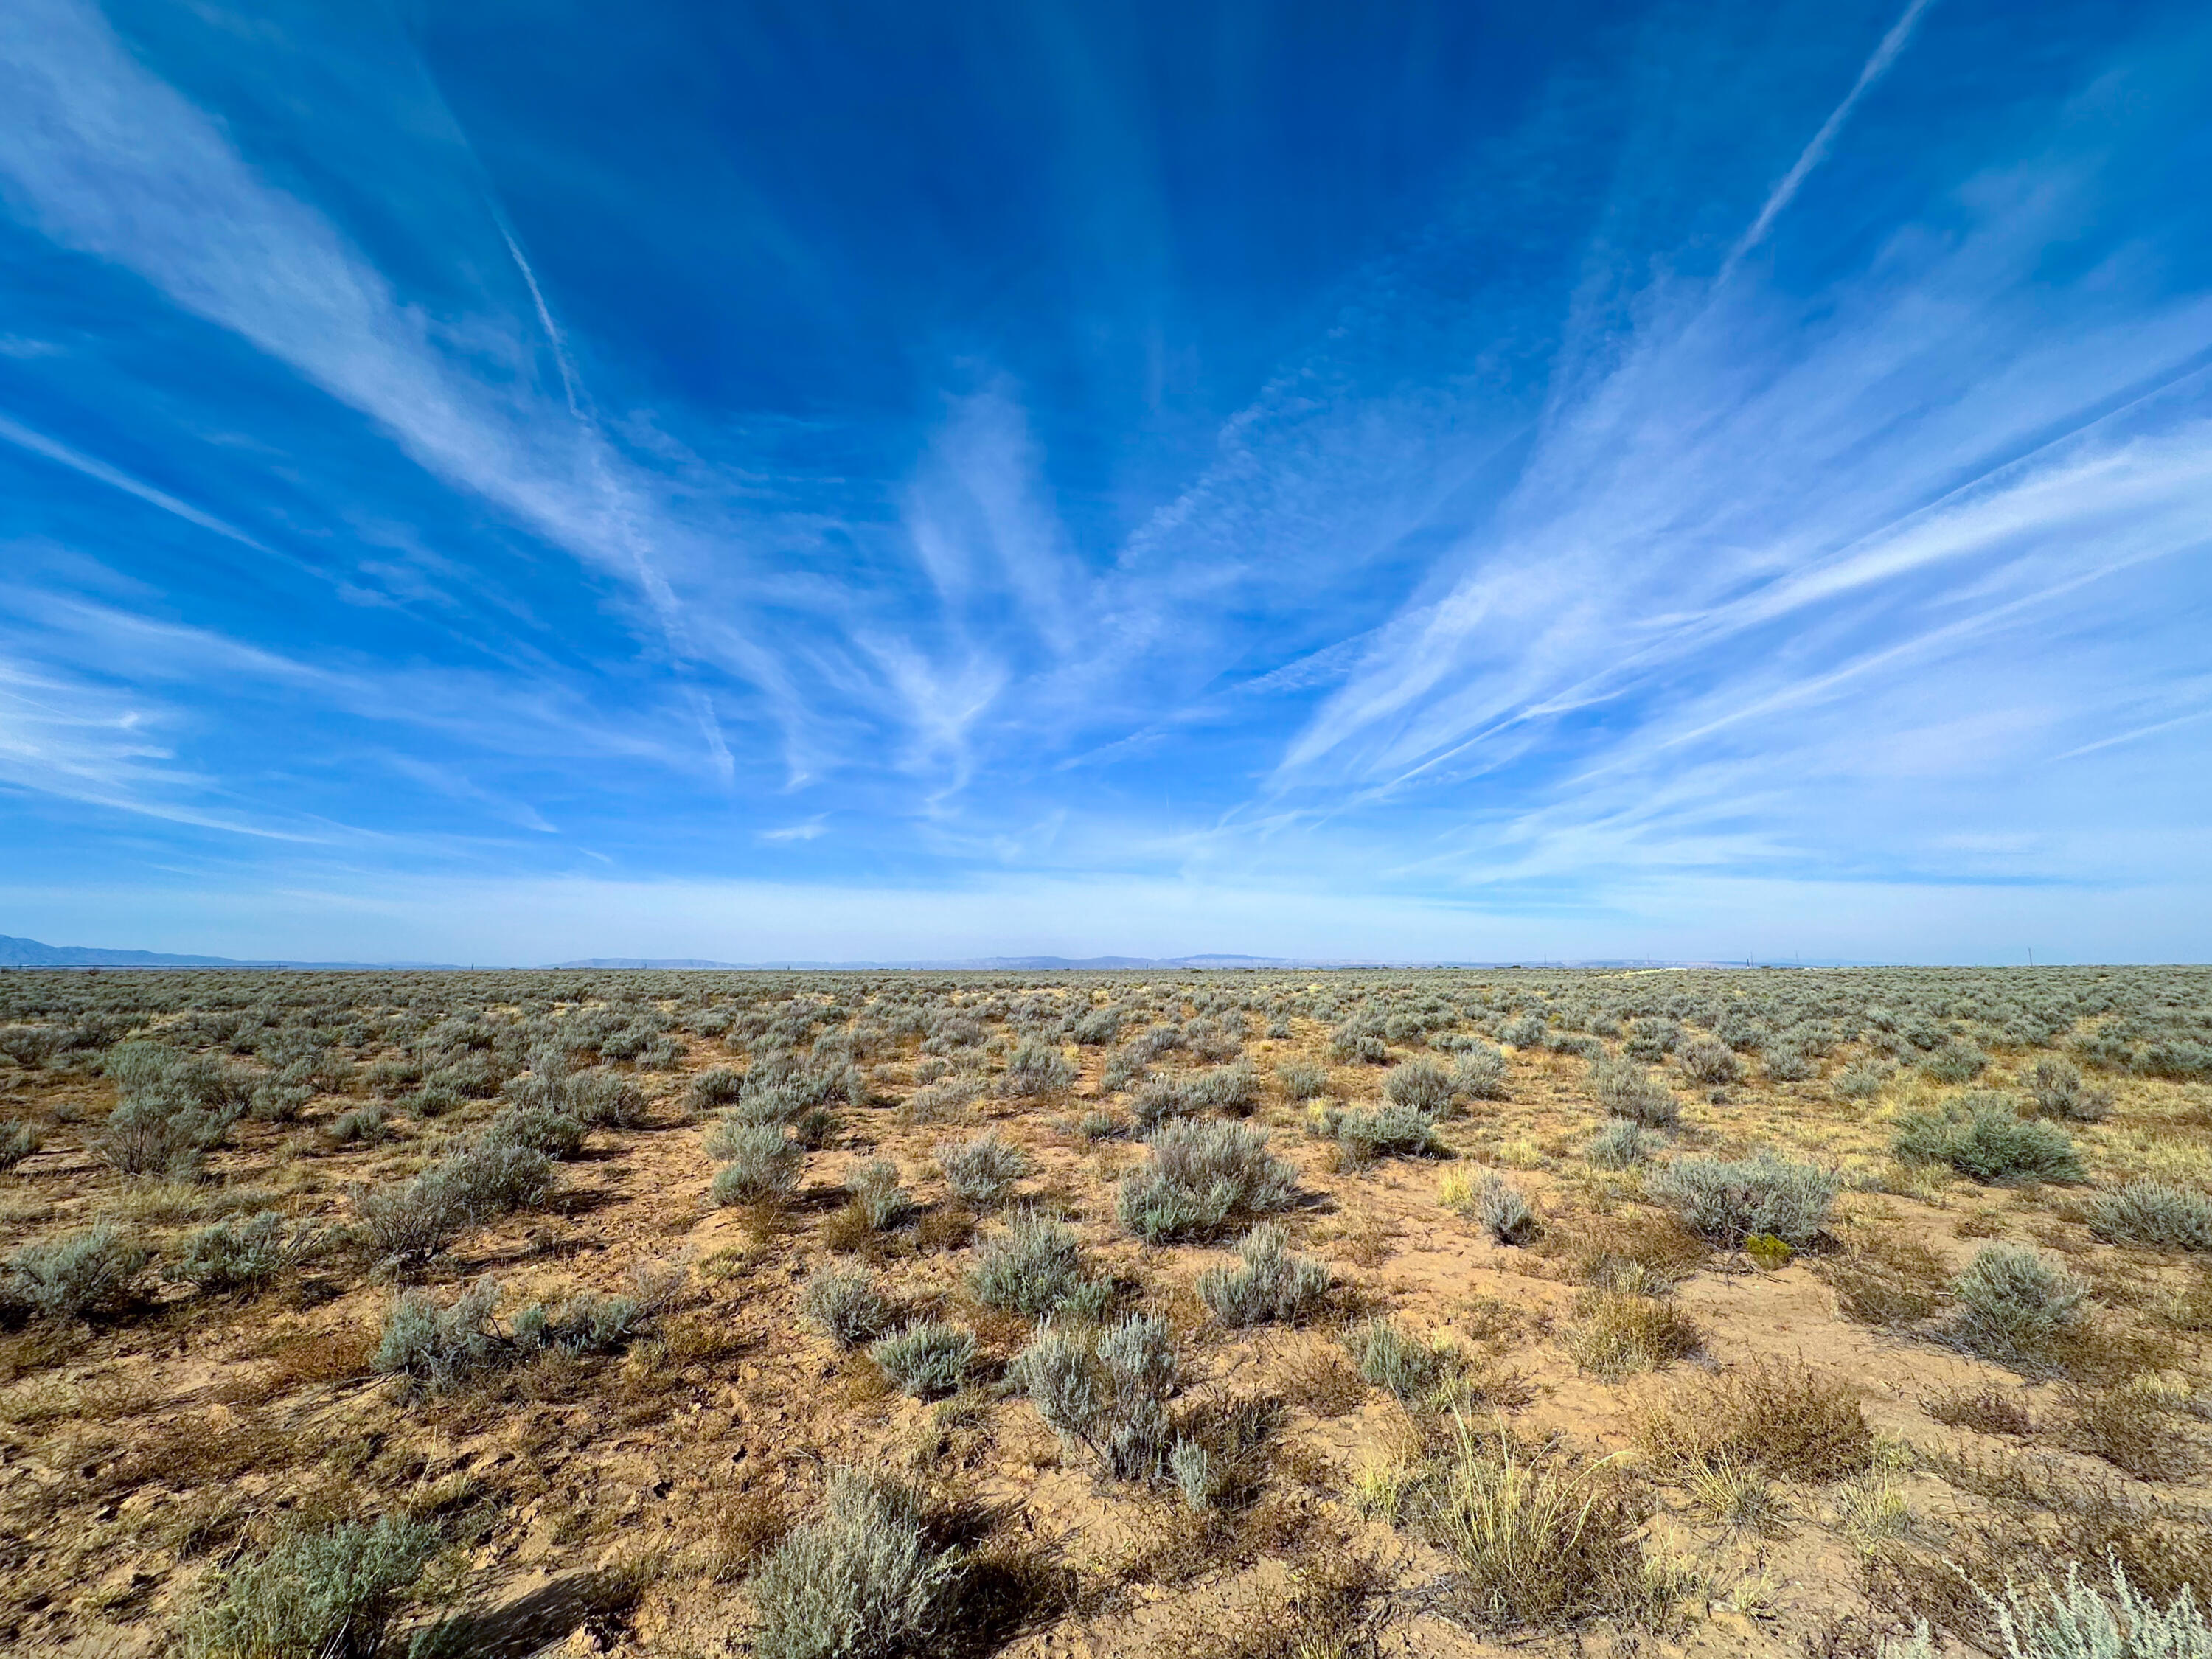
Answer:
[1194,1223,1331,1326]
[0,1117,40,1172]
[1452,1046,1509,1100]
[1893,1097,2083,1183]
[1589,1057,1679,1128]
[4,1223,150,1319]
[968,1208,1089,1317]
[869,1321,975,1399]
[1385,1060,1455,1116]
[177,1514,440,1659]
[1117,1118,1298,1242]
[1012,1312,1178,1480]
[1587,1120,1662,1169]
[748,1470,962,1659]
[1646,1154,1840,1248]
[165,1212,317,1295]
[1951,1243,2086,1362]
[999,1040,1075,1099]
[2087,1180,2212,1253]
[705,1117,801,1205]
[933,1129,1028,1208]
[801,1260,889,1349]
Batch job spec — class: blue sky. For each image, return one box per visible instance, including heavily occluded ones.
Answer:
[1,0,2208,964]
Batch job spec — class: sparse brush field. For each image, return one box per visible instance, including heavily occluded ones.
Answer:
[4,967,2212,1658]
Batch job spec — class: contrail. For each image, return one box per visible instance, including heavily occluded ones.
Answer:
[495,218,736,784]
[0,412,272,552]
[1719,0,1937,282]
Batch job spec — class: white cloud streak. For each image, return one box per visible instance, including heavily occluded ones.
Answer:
[0,412,272,551]
[1719,0,1937,281]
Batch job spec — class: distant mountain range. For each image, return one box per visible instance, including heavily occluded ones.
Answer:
[0,934,448,969]
[0,934,1368,971]
[1,933,1815,972]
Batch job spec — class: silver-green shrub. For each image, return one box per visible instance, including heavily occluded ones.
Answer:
[351,1141,554,1267]
[1676,1037,1741,1085]
[998,1040,1075,1099]
[968,1208,1088,1317]
[0,1118,40,1172]
[2086,1180,2212,1253]
[869,1321,975,1399]
[1984,1553,2211,1658]
[165,1212,317,1295]
[705,1117,801,1205]
[373,1277,503,1391]
[1194,1223,1331,1326]
[1384,1060,1455,1116]
[177,1514,440,1659]
[1311,1098,1441,1161]
[933,1129,1028,1208]
[4,1223,150,1319]
[1834,1060,1891,1100]
[484,1102,585,1161]
[1471,1172,1538,1245]
[748,1470,962,1659]
[1646,1153,1840,1248]
[1451,1046,1509,1100]
[801,1260,889,1349]
[1116,1118,1298,1242]
[1951,1243,2087,1362]
[1893,1097,2084,1183]
[1011,1312,1178,1480]
[844,1158,913,1230]
[1342,1316,1457,1408]
[1587,1119,1662,1169]
[2023,1057,2112,1124]
[1589,1057,1680,1128]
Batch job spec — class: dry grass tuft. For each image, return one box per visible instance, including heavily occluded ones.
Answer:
[1141,1552,1384,1659]
[1552,1209,1709,1290]
[1921,1385,2034,1437]
[1278,1343,1367,1419]
[1419,1416,1665,1630]
[703,1489,790,1581]
[2058,1381,2192,1481]
[1560,1286,1700,1378]
[1638,1357,1871,1482]
[1816,1229,1949,1327]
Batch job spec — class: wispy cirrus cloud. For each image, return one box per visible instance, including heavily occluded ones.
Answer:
[0,0,2205,961]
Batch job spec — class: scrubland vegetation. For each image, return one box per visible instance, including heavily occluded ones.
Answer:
[1,963,2211,1655]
